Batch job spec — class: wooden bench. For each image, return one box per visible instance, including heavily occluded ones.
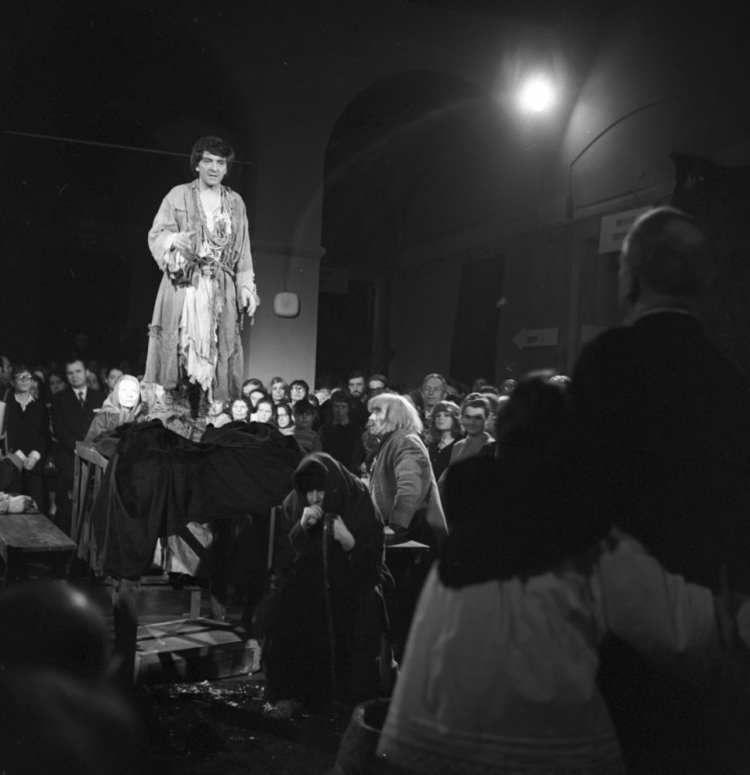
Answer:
[0,511,77,587]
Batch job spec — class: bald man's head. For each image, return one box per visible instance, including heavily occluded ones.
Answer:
[618,206,715,311]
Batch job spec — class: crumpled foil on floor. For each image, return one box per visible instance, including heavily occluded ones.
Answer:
[134,677,349,774]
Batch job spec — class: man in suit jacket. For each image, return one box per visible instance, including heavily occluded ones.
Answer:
[51,358,104,535]
[571,206,750,773]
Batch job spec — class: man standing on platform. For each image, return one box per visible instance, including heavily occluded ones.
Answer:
[144,136,259,405]
[51,358,104,534]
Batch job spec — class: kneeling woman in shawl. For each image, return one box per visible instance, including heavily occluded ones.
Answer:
[84,375,143,447]
[262,452,389,720]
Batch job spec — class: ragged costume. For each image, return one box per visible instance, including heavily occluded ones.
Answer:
[144,181,259,402]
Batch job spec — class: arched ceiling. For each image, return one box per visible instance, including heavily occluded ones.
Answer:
[322,71,550,267]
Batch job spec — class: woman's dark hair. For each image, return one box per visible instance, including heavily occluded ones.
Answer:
[293,398,315,418]
[427,400,462,443]
[330,389,355,409]
[274,401,295,428]
[228,396,251,418]
[190,136,235,176]
[242,378,264,395]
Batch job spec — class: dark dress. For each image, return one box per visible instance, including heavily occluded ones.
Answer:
[4,393,49,510]
[427,437,457,482]
[263,453,388,706]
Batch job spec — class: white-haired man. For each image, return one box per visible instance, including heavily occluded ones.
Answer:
[367,393,447,656]
[367,394,447,548]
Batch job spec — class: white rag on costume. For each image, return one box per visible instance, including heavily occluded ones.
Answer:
[180,274,218,396]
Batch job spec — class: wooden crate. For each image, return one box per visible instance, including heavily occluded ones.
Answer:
[133,618,261,685]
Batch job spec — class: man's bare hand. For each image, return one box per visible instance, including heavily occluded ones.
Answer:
[172,231,195,253]
[240,287,257,316]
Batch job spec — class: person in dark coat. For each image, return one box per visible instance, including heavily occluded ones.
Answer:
[262,452,389,720]
[319,389,365,474]
[570,206,750,774]
[51,358,104,534]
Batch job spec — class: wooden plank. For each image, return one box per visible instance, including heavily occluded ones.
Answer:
[133,618,260,685]
[0,513,77,562]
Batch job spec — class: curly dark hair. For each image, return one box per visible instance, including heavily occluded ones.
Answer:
[190,136,235,177]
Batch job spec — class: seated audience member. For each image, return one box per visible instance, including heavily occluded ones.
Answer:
[84,375,143,445]
[254,396,275,425]
[307,392,324,431]
[228,396,251,423]
[420,373,447,422]
[269,376,291,406]
[274,401,296,436]
[366,374,388,398]
[44,368,67,515]
[289,379,310,407]
[262,452,389,719]
[30,369,45,401]
[4,363,49,511]
[315,379,334,426]
[246,387,269,412]
[105,367,124,396]
[500,377,518,395]
[293,398,322,453]
[320,389,366,473]
[348,369,370,427]
[206,399,231,428]
[0,354,12,396]
[425,400,462,482]
[471,376,488,392]
[445,394,495,467]
[377,373,750,775]
[85,367,102,391]
[0,581,145,775]
[241,377,264,400]
[51,358,105,534]
[47,368,68,397]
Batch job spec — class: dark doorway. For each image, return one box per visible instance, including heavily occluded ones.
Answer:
[316,281,375,383]
[450,255,505,385]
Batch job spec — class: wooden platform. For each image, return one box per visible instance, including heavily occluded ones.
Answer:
[0,511,77,586]
[134,617,261,685]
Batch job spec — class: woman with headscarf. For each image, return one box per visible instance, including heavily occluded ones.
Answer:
[84,375,143,445]
[261,452,389,720]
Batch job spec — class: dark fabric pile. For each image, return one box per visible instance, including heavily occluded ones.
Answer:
[91,420,302,577]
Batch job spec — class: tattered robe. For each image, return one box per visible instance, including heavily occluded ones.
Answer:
[144,180,258,401]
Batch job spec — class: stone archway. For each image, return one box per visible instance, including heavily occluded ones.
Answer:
[319,71,513,384]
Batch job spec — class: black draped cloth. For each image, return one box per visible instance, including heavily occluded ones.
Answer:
[91,420,302,578]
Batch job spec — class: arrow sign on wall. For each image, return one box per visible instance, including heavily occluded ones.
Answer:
[513,327,559,350]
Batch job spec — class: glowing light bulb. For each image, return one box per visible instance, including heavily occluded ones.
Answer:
[518,77,555,113]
